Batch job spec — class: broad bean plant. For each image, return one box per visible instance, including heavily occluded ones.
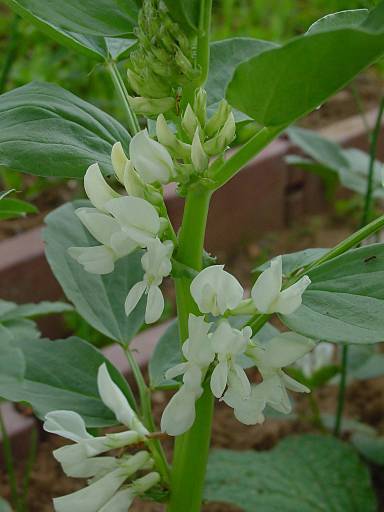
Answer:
[2,1,384,511]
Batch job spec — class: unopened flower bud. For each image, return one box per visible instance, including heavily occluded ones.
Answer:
[174,47,194,76]
[205,99,231,138]
[182,104,200,142]
[204,112,236,156]
[130,129,174,184]
[132,472,161,494]
[191,128,209,173]
[156,114,191,160]
[144,184,164,207]
[194,88,207,127]
[128,95,175,116]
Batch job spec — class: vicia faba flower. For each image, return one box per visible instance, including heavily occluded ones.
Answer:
[84,162,120,213]
[210,320,252,399]
[223,332,315,425]
[125,238,174,324]
[161,315,215,436]
[130,129,174,184]
[191,128,209,172]
[97,363,149,436]
[106,196,162,248]
[111,142,145,199]
[68,207,138,275]
[251,255,311,315]
[190,265,244,316]
[53,452,156,512]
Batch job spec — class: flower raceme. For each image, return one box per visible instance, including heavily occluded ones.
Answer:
[161,261,314,436]
[44,364,159,512]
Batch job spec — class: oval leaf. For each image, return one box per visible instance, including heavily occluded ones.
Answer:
[0,336,135,427]
[281,244,384,343]
[0,82,130,179]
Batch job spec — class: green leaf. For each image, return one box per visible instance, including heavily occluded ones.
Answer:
[288,126,349,171]
[226,15,384,127]
[0,82,130,179]
[207,38,277,118]
[307,9,369,34]
[0,334,25,385]
[149,321,181,390]
[1,319,41,342]
[0,336,134,427]
[5,0,139,37]
[281,244,384,343]
[5,0,136,61]
[44,201,145,345]
[0,300,73,322]
[0,198,38,220]
[352,432,384,465]
[349,351,384,380]
[287,127,384,198]
[255,248,328,275]
[205,434,376,512]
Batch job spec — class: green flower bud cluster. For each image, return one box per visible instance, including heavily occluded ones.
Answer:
[155,88,236,187]
[127,0,199,117]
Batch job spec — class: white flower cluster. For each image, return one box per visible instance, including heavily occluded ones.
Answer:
[161,258,314,436]
[68,130,176,324]
[43,364,159,512]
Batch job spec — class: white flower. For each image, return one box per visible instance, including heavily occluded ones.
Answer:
[251,256,311,315]
[105,196,161,247]
[125,239,173,324]
[129,129,174,184]
[53,451,151,512]
[209,320,252,399]
[161,315,215,436]
[84,163,120,213]
[68,207,139,274]
[160,384,201,437]
[190,265,244,316]
[97,363,148,436]
[111,142,129,183]
[111,142,146,198]
[296,342,334,378]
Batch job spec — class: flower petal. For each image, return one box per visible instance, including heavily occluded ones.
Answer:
[43,410,92,443]
[274,275,311,315]
[262,332,315,368]
[210,361,229,398]
[97,364,148,435]
[161,386,198,436]
[84,163,119,212]
[98,488,135,512]
[251,256,283,313]
[61,456,118,479]
[68,246,115,274]
[75,208,121,246]
[280,371,310,393]
[111,142,128,183]
[125,281,146,317]
[145,285,164,324]
[130,129,173,184]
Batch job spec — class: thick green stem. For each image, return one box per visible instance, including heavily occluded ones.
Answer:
[124,347,170,484]
[167,185,213,512]
[107,61,140,136]
[196,0,212,86]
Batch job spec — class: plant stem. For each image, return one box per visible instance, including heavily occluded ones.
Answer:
[333,96,384,437]
[20,427,38,511]
[167,185,213,512]
[123,347,170,484]
[360,96,384,228]
[0,408,20,511]
[212,125,286,190]
[0,14,20,94]
[333,344,348,437]
[107,61,140,136]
